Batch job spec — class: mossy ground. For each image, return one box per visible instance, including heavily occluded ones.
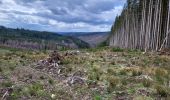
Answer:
[0,47,170,99]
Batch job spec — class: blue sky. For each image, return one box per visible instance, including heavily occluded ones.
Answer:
[0,0,125,32]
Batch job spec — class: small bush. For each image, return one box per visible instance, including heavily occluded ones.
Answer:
[107,68,116,75]
[107,76,119,92]
[62,59,70,65]
[98,41,108,47]
[155,68,167,84]
[20,55,26,58]
[23,83,45,97]
[142,79,151,87]
[65,67,72,73]
[155,85,168,97]
[127,49,139,53]
[155,68,167,77]
[156,76,164,85]
[92,67,102,74]
[119,69,127,75]
[110,61,116,65]
[121,78,128,85]
[88,72,100,81]
[94,95,102,100]
[1,81,13,87]
[48,79,54,85]
[40,76,45,80]
[154,57,168,66]
[132,69,142,76]
[112,48,124,52]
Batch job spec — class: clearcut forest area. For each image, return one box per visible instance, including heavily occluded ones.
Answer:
[0,47,170,100]
[0,0,170,100]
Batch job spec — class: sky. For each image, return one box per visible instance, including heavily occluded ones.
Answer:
[0,0,126,32]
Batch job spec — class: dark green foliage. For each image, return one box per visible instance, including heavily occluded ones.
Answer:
[98,41,108,47]
[48,79,54,85]
[0,26,90,50]
[94,95,102,100]
[69,36,90,48]
[112,47,124,52]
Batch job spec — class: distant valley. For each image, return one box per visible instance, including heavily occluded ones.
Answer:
[60,32,109,47]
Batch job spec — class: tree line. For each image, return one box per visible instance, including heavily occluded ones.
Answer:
[0,26,90,50]
[109,0,170,51]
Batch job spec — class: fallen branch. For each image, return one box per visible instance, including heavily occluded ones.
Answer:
[1,87,13,100]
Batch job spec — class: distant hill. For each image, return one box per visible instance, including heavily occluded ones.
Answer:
[0,26,90,50]
[61,32,109,47]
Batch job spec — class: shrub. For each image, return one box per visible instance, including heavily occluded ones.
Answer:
[110,61,116,65]
[40,76,45,80]
[154,57,168,66]
[119,69,127,75]
[23,83,45,97]
[155,68,167,77]
[127,49,139,53]
[48,79,54,85]
[107,76,119,92]
[142,79,151,87]
[20,55,26,58]
[156,76,164,85]
[132,69,142,76]
[9,87,22,99]
[107,68,116,75]
[112,48,124,52]
[88,72,100,81]
[65,67,72,73]
[94,95,102,100]
[92,67,102,74]
[155,85,168,97]
[121,78,128,85]
[1,81,13,87]
[62,59,70,65]
[155,68,167,84]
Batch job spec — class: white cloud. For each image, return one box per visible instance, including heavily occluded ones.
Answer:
[0,0,125,32]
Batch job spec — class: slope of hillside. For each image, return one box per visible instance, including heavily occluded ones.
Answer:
[61,32,109,47]
[0,26,90,50]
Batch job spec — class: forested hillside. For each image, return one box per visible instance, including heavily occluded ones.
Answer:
[110,0,170,51]
[0,26,90,50]
[62,32,109,47]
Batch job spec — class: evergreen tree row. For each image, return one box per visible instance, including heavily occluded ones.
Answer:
[110,0,170,51]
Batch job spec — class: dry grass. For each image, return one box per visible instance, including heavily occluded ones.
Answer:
[0,47,170,99]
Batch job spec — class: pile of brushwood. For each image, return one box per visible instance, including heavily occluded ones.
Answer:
[36,51,86,86]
